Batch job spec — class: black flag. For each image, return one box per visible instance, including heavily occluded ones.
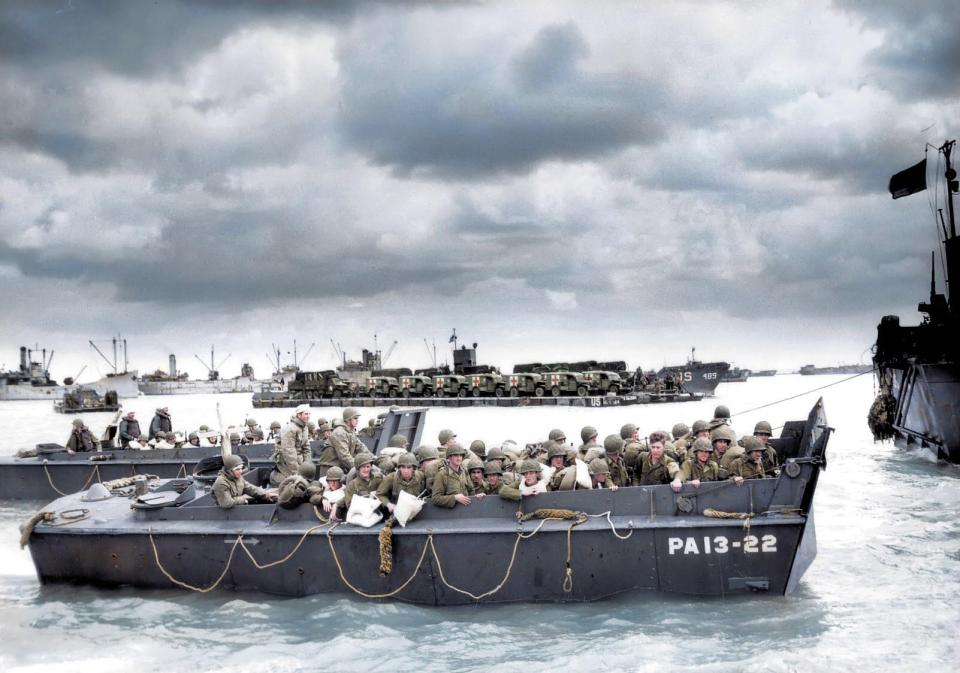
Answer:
[889,158,927,199]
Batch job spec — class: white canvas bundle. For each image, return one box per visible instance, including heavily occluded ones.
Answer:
[345,493,382,527]
[575,459,592,489]
[323,486,345,505]
[393,490,425,527]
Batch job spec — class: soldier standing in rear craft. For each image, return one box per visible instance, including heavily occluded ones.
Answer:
[66,419,100,453]
[149,407,172,440]
[323,407,364,472]
[270,404,312,487]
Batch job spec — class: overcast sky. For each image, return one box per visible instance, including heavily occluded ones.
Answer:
[1,0,958,380]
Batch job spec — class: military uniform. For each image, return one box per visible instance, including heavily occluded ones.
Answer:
[327,425,363,472]
[679,458,721,482]
[633,453,680,485]
[343,472,383,510]
[213,468,271,509]
[729,455,766,480]
[431,463,472,508]
[66,426,99,453]
[149,409,172,440]
[118,418,141,448]
[244,424,265,443]
[376,469,426,506]
[720,446,745,471]
[271,416,311,485]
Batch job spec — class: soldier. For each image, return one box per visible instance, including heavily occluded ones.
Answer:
[675,419,709,454]
[603,435,631,487]
[342,451,382,510]
[278,462,317,509]
[376,453,426,512]
[498,459,543,501]
[548,429,567,446]
[710,426,738,474]
[213,455,277,509]
[311,421,334,463]
[709,404,735,434]
[729,440,766,484]
[270,404,312,487]
[465,457,487,494]
[149,407,172,440]
[309,466,345,518]
[469,439,487,462]
[431,443,473,508]
[678,438,721,487]
[588,458,618,490]
[388,434,409,451]
[483,461,509,495]
[198,424,211,433]
[417,445,442,495]
[267,421,282,442]
[244,418,264,443]
[753,420,779,473]
[66,419,100,453]
[118,411,140,449]
[619,423,642,474]
[671,423,690,443]
[577,426,601,461]
[438,428,458,453]
[545,441,567,472]
[187,431,201,448]
[327,407,364,472]
[154,431,175,449]
[307,421,318,440]
[667,423,690,462]
[634,435,680,487]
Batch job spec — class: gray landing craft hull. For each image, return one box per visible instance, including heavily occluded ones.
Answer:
[1,408,427,500]
[886,364,960,462]
[26,401,829,603]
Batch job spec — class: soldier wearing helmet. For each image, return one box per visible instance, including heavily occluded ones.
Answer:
[588,458,617,490]
[709,404,736,436]
[729,436,766,485]
[118,411,140,449]
[267,421,282,442]
[278,462,318,509]
[577,426,601,460]
[431,442,473,508]
[618,423,643,474]
[678,438,720,488]
[634,433,680,488]
[468,439,487,462]
[438,428,458,451]
[603,435,631,487]
[244,418,264,443]
[270,404,312,487]
[465,456,487,494]
[213,454,277,509]
[415,445,441,495]
[710,426,737,477]
[388,434,409,450]
[317,408,362,476]
[376,453,425,512]
[307,466,346,518]
[548,429,567,445]
[66,419,100,453]
[499,459,543,501]
[343,451,382,510]
[753,420,779,473]
[676,419,710,455]
[149,407,172,441]
[187,431,201,447]
[483,461,509,495]
[544,441,567,472]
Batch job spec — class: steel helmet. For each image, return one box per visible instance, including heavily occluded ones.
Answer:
[326,466,344,481]
[588,458,610,476]
[619,423,638,439]
[580,426,598,443]
[713,405,731,419]
[519,459,541,474]
[604,435,625,455]
[298,462,317,479]
[671,423,690,439]
[445,442,467,457]
[223,455,244,470]
[343,407,361,421]
[397,453,417,468]
[355,451,375,467]
[753,421,773,436]
[388,434,408,448]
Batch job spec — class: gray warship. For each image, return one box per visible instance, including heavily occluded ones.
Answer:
[0,344,139,401]
[1,408,426,500]
[871,140,960,462]
[23,400,830,602]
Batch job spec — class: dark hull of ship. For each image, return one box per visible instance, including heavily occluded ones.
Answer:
[656,362,729,395]
[883,363,960,463]
[25,402,830,603]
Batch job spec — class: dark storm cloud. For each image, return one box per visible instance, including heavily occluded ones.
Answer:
[837,0,960,100]
[0,0,356,76]
[335,21,667,179]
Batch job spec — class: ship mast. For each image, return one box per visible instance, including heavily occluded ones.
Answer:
[942,140,958,315]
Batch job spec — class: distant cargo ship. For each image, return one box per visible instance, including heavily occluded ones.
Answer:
[0,345,138,401]
[137,350,259,396]
[751,370,777,377]
[799,364,872,376]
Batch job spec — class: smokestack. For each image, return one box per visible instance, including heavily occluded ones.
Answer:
[19,347,27,372]
[169,354,177,377]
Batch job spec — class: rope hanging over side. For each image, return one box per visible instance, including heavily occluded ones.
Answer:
[19,511,54,548]
[326,523,431,599]
[378,520,394,576]
[42,463,101,497]
[149,531,243,593]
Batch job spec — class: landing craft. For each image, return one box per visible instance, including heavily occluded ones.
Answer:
[22,401,830,602]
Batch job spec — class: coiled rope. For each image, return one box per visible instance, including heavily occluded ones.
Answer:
[19,511,54,548]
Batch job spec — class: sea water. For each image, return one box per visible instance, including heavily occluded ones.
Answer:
[0,375,957,672]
